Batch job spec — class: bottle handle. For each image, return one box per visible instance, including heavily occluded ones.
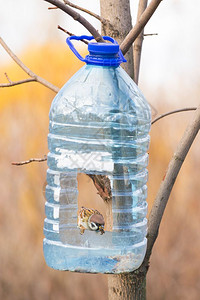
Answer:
[66,35,94,62]
[66,35,126,63]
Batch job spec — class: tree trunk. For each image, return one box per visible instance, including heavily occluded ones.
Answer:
[100,0,134,78]
[100,1,146,299]
[108,272,146,300]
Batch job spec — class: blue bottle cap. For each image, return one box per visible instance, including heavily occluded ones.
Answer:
[66,35,126,67]
[88,42,119,55]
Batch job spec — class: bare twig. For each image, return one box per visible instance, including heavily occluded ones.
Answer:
[151,107,197,125]
[12,156,47,166]
[63,0,107,24]
[44,0,105,42]
[120,0,163,54]
[1,72,36,87]
[48,6,57,9]
[133,0,148,84]
[144,33,158,36]
[58,25,88,44]
[0,37,59,92]
[4,72,12,83]
[0,78,36,88]
[141,104,200,270]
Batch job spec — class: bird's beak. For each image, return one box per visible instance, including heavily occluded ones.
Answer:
[99,225,105,235]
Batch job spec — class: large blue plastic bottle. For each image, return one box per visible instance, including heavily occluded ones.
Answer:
[43,36,151,274]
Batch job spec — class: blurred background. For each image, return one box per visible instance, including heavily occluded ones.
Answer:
[0,0,200,299]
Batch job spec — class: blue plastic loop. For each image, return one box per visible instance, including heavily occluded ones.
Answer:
[66,35,126,66]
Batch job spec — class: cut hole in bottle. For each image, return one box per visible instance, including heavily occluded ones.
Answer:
[58,171,113,246]
[77,173,113,233]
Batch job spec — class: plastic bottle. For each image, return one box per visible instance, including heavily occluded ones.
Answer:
[43,36,151,274]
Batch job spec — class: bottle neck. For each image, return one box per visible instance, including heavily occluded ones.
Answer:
[85,52,121,67]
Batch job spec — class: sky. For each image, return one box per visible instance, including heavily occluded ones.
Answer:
[1,0,200,102]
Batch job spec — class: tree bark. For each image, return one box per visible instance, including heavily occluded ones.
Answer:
[108,272,146,300]
[100,1,146,299]
[100,0,134,78]
[133,0,148,84]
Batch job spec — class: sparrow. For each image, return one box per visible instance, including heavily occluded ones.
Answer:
[78,206,105,235]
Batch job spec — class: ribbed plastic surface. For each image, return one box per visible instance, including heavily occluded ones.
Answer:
[43,64,151,274]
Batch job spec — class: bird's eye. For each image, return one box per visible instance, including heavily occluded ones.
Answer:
[89,222,98,231]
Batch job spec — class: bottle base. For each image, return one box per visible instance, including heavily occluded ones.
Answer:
[43,238,147,274]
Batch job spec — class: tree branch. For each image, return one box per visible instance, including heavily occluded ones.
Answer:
[0,77,36,88]
[12,156,47,166]
[63,0,107,24]
[57,25,89,44]
[144,33,158,36]
[88,174,112,202]
[151,107,197,125]
[120,0,163,54]
[4,72,12,83]
[141,104,200,270]
[44,0,105,42]
[133,0,148,84]
[0,37,59,92]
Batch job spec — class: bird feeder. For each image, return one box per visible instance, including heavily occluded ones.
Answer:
[43,35,151,274]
